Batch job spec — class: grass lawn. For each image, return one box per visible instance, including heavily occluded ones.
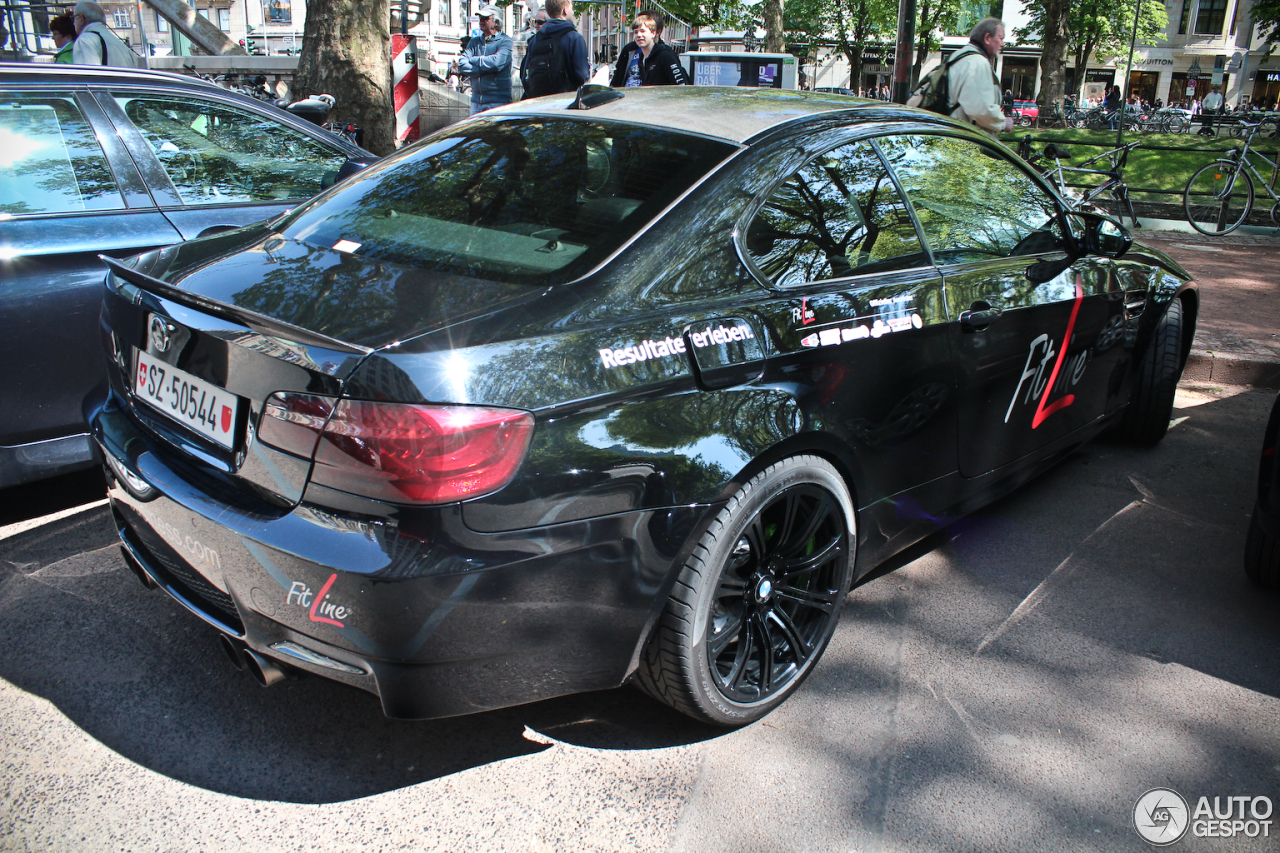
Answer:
[996,127,1280,205]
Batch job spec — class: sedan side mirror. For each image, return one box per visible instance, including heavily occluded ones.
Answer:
[1070,212,1132,258]
[322,156,379,189]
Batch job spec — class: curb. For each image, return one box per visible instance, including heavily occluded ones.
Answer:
[1184,349,1280,389]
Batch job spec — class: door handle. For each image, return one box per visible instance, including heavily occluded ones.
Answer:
[960,304,1002,332]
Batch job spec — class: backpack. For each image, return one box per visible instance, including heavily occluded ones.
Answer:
[906,46,976,115]
[523,28,571,98]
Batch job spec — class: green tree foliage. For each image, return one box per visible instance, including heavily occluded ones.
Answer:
[1252,0,1280,51]
[1016,0,1167,99]
[912,0,966,88]
[784,0,896,86]
[628,0,756,29]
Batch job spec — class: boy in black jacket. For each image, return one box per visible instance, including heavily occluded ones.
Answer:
[609,11,690,87]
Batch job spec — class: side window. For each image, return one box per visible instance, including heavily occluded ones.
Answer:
[745,140,923,288]
[877,135,1063,263]
[0,94,124,216]
[112,93,346,206]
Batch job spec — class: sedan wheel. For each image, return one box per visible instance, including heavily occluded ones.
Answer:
[635,455,855,725]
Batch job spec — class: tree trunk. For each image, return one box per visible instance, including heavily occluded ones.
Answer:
[294,0,395,156]
[148,0,246,56]
[764,0,785,53]
[1037,0,1069,107]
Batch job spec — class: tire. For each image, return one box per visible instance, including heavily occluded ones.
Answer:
[634,455,855,725]
[1245,508,1280,588]
[1016,115,1033,128]
[1166,115,1188,133]
[1259,118,1280,139]
[1116,298,1184,446]
[1184,160,1254,235]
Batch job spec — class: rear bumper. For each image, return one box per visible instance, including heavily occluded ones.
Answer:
[93,398,712,719]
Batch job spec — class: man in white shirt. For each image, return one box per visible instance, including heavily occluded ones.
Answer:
[72,1,137,67]
[1200,84,1225,136]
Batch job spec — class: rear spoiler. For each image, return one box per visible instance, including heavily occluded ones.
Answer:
[100,255,373,356]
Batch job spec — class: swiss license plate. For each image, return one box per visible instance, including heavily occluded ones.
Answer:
[134,348,240,449]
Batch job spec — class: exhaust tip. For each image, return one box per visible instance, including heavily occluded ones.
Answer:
[119,545,158,590]
[243,648,291,688]
[218,634,247,671]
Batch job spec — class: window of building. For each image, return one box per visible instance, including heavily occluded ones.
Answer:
[217,8,230,30]
[155,12,169,32]
[1195,0,1228,34]
[112,7,131,28]
[438,0,451,26]
[1177,0,1193,34]
[268,0,291,25]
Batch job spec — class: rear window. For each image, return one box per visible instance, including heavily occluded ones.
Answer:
[277,116,736,282]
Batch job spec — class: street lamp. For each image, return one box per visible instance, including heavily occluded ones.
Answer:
[743,27,760,52]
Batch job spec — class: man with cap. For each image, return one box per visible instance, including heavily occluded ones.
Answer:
[458,5,513,114]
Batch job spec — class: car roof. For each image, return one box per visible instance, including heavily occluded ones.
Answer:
[0,61,230,94]
[480,86,902,145]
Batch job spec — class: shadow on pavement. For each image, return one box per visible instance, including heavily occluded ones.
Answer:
[0,469,106,527]
[0,498,724,805]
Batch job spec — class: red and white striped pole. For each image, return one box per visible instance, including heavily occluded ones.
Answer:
[392,34,421,146]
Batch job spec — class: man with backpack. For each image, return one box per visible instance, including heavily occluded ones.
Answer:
[459,5,514,114]
[520,0,590,99]
[907,17,1010,138]
[609,11,690,87]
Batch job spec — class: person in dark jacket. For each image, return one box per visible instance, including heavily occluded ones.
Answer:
[609,11,690,87]
[519,0,590,97]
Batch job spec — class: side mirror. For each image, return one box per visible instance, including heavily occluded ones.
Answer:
[1067,212,1132,258]
[1088,216,1132,257]
[323,156,379,189]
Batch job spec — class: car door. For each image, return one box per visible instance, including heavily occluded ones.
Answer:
[94,88,351,240]
[877,133,1123,477]
[741,136,956,512]
[0,88,183,480]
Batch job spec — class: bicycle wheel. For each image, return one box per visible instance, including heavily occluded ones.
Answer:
[1184,160,1254,235]
[1165,114,1188,133]
[1259,118,1280,139]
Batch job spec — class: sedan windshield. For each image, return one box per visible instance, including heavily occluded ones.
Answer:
[278,116,737,283]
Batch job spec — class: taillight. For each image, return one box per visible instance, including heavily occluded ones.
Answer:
[310,401,534,504]
[257,393,337,458]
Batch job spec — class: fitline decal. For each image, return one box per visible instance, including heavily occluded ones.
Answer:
[598,322,755,369]
[287,573,351,627]
[1004,276,1087,428]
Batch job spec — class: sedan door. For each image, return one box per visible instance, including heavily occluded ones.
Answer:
[94,88,352,240]
[0,89,182,484]
[877,134,1125,478]
[741,137,956,533]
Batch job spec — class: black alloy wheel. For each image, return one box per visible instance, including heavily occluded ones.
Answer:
[635,455,855,725]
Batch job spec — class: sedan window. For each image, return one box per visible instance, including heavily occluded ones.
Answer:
[876,135,1062,264]
[0,94,124,215]
[278,117,735,282]
[745,140,923,288]
[112,93,347,205]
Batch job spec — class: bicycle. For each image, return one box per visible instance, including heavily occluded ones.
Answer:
[1017,136,1141,227]
[1182,119,1280,235]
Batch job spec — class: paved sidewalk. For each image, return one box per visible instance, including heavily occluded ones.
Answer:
[1136,228,1280,387]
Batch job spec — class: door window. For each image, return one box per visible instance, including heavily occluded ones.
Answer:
[112,93,346,206]
[745,140,924,288]
[876,135,1063,264]
[0,94,124,215]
